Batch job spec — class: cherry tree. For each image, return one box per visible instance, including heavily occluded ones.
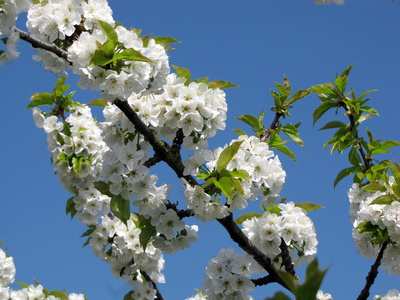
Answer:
[0,1,399,299]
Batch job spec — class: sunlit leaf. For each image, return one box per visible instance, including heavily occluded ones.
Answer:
[234,212,263,224]
[295,202,325,212]
[207,80,239,90]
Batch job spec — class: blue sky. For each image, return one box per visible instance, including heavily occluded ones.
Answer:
[1,0,399,299]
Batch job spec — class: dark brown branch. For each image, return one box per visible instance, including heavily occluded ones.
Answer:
[113,98,292,292]
[15,28,70,61]
[252,274,276,286]
[114,98,199,187]
[218,213,289,290]
[279,238,295,276]
[141,270,165,300]
[144,153,163,168]
[356,241,388,300]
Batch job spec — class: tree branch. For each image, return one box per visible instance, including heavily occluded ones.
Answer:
[141,271,165,300]
[279,238,295,276]
[14,28,70,61]
[113,98,292,292]
[356,241,388,300]
[252,274,276,286]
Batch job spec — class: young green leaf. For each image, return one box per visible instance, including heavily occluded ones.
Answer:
[172,65,191,86]
[26,93,54,109]
[295,202,325,212]
[334,166,359,187]
[318,121,346,131]
[216,140,244,173]
[362,183,387,193]
[97,19,118,49]
[272,144,296,162]
[214,177,234,200]
[110,194,130,224]
[312,101,336,125]
[236,114,263,132]
[294,259,328,300]
[207,80,239,90]
[87,98,108,107]
[234,212,263,224]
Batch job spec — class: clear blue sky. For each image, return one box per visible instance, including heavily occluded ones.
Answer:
[1,0,399,299]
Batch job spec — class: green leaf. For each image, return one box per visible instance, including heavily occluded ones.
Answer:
[362,183,387,193]
[295,202,325,212]
[26,93,54,109]
[231,177,245,196]
[66,196,77,219]
[295,259,328,300]
[110,194,130,224]
[334,166,359,187]
[113,48,153,63]
[47,291,68,300]
[224,169,250,181]
[216,140,244,173]
[214,177,234,200]
[318,121,347,131]
[93,181,112,196]
[236,114,263,132]
[233,128,247,136]
[311,83,337,95]
[16,282,29,288]
[369,194,395,205]
[148,36,181,46]
[172,65,191,86]
[97,19,118,49]
[264,204,280,216]
[72,156,84,175]
[87,98,108,107]
[340,63,355,77]
[193,77,209,84]
[207,80,239,90]
[137,214,157,251]
[90,49,113,66]
[234,212,263,224]
[288,89,311,105]
[348,147,362,166]
[52,77,70,99]
[312,101,336,125]
[272,144,296,162]
[334,76,348,94]
[282,124,304,147]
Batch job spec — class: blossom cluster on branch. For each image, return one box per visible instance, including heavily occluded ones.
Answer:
[1,0,400,299]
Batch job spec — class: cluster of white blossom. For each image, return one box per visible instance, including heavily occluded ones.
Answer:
[0,0,31,63]
[201,248,261,300]
[242,202,318,266]
[374,289,400,300]
[33,104,110,225]
[26,0,169,95]
[348,178,400,275]
[0,248,84,299]
[127,73,228,149]
[183,135,286,221]
[148,206,198,254]
[101,104,171,213]
[89,216,165,290]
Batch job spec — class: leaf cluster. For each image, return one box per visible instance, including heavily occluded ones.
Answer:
[172,65,238,89]
[311,64,400,187]
[235,76,311,161]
